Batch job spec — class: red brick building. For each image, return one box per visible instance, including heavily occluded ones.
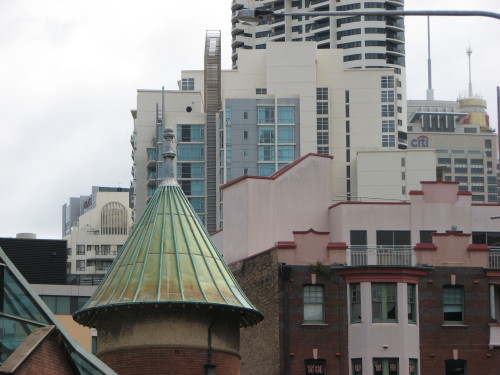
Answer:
[219,154,500,375]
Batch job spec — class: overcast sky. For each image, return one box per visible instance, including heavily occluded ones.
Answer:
[0,0,499,240]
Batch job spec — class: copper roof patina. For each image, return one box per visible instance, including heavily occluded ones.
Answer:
[74,128,262,327]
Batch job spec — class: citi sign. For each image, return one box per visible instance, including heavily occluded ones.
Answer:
[411,135,429,148]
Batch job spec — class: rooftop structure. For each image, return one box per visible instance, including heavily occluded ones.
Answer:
[0,236,67,285]
[75,128,262,374]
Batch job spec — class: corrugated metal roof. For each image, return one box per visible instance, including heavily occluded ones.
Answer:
[74,182,263,327]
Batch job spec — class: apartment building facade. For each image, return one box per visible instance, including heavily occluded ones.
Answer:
[131,41,418,230]
[219,153,500,375]
[230,0,405,73]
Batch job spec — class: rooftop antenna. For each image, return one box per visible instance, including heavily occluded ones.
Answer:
[466,45,473,97]
[426,16,434,100]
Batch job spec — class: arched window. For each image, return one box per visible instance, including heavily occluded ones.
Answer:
[101,202,128,235]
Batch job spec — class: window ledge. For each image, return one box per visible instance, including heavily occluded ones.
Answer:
[441,324,468,328]
[301,323,328,327]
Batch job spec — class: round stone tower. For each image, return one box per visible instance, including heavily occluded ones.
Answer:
[73,128,263,375]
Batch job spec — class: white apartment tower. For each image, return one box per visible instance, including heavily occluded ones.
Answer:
[230,0,405,72]
[63,186,132,285]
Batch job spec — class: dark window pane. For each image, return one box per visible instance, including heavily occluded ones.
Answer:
[394,231,411,245]
[472,231,500,246]
[443,286,464,323]
[377,230,411,246]
[351,230,367,245]
[376,231,393,245]
[419,230,436,244]
[445,360,466,375]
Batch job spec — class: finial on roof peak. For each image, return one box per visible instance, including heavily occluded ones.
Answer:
[160,127,178,187]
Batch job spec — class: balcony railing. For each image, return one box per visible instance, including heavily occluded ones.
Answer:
[342,246,500,269]
[147,148,157,161]
[347,246,415,267]
[489,249,500,269]
[386,31,404,42]
[95,250,118,256]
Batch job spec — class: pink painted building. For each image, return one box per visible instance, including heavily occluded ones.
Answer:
[217,154,500,375]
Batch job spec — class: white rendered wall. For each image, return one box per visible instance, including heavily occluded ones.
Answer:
[133,90,204,221]
[357,150,436,202]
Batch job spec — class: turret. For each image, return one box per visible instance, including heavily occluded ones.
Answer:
[74,128,263,375]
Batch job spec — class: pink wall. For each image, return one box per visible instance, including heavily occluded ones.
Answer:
[221,154,332,264]
[219,156,500,267]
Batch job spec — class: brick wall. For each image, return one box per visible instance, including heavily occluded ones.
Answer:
[231,252,349,375]
[99,347,240,375]
[14,334,76,375]
[231,250,281,375]
[285,265,347,375]
[419,266,500,374]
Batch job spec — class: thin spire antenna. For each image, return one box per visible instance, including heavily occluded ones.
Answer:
[466,45,473,97]
[426,16,434,100]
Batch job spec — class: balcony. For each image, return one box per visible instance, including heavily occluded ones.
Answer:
[130,133,136,149]
[231,0,244,12]
[386,18,404,30]
[386,31,404,43]
[147,170,158,187]
[489,250,500,268]
[86,265,111,274]
[386,44,405,56]
[386,0,404,6]
[347,246,415,267]
[312,19,330,31]
[231,25,244,36]
[96,250,118,256]
[147,148,157,168]
[231,38,244,49]
[86,250,118,261]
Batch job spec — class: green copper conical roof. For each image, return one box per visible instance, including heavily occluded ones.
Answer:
[74,129,262,328]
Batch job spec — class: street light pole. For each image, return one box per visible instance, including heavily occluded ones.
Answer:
[237,8,500,23]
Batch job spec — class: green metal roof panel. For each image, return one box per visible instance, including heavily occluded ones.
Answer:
[74,183,263,327]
